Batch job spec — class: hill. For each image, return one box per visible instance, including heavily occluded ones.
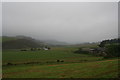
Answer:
[2,36,70,49]
[2,36,18,42]
[2,36,45,49]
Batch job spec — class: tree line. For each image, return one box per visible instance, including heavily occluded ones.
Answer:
[74,38,120,58]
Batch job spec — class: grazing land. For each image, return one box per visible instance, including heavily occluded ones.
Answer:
[2,2,119,79]
[3,47,103,65]
[2,47,119,78]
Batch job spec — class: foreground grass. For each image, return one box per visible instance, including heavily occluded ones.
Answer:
[3,59,119,78]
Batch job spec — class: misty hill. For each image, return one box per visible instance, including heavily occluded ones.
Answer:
[2,36,70,49]
[2,36,18,42]
[42,40,69,46]
[2,36,45,49]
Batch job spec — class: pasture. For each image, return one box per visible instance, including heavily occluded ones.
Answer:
[3,47,103,65]
[2,47,119,78]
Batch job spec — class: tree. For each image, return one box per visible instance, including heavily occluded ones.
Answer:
[105,43,120,58]
[99,38,119,48]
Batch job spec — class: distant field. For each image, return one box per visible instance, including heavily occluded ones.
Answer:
[3,47,103,65]
[3,59,119,78]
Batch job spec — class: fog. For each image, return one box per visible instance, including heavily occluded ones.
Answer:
[2,2,118,44]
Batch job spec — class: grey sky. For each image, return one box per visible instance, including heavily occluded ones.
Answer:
[2,2,118,43]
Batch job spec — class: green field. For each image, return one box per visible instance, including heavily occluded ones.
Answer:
[2,47,119,78]
[3,47,103,65]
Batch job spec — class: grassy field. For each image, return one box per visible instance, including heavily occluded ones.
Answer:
[3,47,103,65]
[3,59,119,78]
[2,47,119,78]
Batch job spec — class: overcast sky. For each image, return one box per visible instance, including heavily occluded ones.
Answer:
[2,2,118,44]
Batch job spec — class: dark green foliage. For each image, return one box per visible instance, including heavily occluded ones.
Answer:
[99,38,120,47]
[105,43,120,58]
[99,38,120,58]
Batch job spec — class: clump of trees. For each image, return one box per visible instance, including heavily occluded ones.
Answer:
[99,38,120,47]
[104,43,120,58]
[99,38,120,58]
[74,38,120,58]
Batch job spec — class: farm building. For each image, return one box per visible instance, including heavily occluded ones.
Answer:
[43,47,49,50]
[82,47,105,54]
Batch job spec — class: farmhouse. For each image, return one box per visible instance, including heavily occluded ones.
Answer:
[89,48,99,53]
[43,47,49,50]
[43,47,51,50]
[81,47,105,54]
